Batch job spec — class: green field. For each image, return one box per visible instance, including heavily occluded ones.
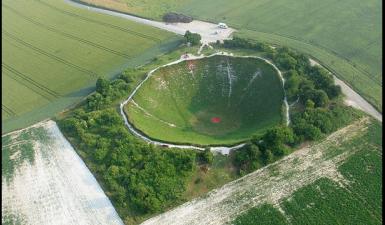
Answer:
[232,120,382,225]
[125,55,284,145]
[1,0,181,133]
[79,0,382,111]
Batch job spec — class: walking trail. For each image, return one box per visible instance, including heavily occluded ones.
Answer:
[64,0,235,44]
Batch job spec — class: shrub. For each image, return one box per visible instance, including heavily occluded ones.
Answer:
[184,30,201,45]
[198,148,214,165]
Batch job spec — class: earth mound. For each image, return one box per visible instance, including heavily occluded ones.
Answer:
[125,55,284,146]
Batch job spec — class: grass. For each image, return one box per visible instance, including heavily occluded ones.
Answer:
[1,0,181,133]
[233,204,287,225]
[125,55,284,145]
[182,153,238,200]
[232,120,382,225]
[78,0,382,111]
[77,0,190,20]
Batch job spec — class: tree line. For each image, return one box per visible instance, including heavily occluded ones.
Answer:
[58,74,198,223]
[221,38,362,175]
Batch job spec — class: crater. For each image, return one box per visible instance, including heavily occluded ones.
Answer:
[124,55,285,146]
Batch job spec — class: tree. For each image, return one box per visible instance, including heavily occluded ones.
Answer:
[262,126,294,147]
[184,30,201,46]
[326,84,342,99]
[312,89,329,107]
[285,73,301,100]
[292,121,322,141]
[305,99,315,109]
[199,148,214,165]
[233,143,262,174]
[96,77,110,96]
[263,149,274,165]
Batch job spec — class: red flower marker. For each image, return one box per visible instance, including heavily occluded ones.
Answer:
[211,117,221,123]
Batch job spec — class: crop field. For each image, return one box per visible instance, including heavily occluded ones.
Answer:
[79,0,382,111]
[125,55,284,146]
[2,0,181,133]
[78,0,190,20]
[141,117,382,225]
[2,120,124,225]
[232,119,382,225]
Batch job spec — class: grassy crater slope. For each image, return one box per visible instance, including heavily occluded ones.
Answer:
[125,55,284,145]
[78,0,382,111]
[1,0,181,133]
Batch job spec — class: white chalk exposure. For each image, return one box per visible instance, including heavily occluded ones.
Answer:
[120,52,289,154]
[2,120,124,225]
[141,118,369,225]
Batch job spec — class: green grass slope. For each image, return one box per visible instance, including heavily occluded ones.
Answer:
[125,55,284,145]
[1,0,181,133]
[78,0,382,111]
[177,0,382,111]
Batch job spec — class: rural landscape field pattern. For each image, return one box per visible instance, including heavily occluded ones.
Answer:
[81,0,382,112]
[2,0,181,133]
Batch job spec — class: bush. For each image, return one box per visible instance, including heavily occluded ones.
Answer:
[184,30,201,45]
[233,143,262,174]
[198,148,214,165]
[96,77,110,96]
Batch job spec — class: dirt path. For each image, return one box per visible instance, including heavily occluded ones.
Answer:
[64,0,380,123]
[64,0,235,44]
[65,0,378,124]
[309,59,382,122]
[141,117,370,225]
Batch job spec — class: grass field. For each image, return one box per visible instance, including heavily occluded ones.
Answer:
[125,55,284,145]
[1,0,181,133]
[78,0,382,111]
[232,120,382,225]
[2,121,124,225]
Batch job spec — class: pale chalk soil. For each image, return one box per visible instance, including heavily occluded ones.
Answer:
[141,117,370,225]
[2,120,124,225]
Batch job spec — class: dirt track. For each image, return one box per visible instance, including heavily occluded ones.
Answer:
[64,0,235,43]
[309,59,382,122]
[65,0,381,123]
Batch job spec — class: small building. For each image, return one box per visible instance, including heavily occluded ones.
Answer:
[218,23,228,29]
